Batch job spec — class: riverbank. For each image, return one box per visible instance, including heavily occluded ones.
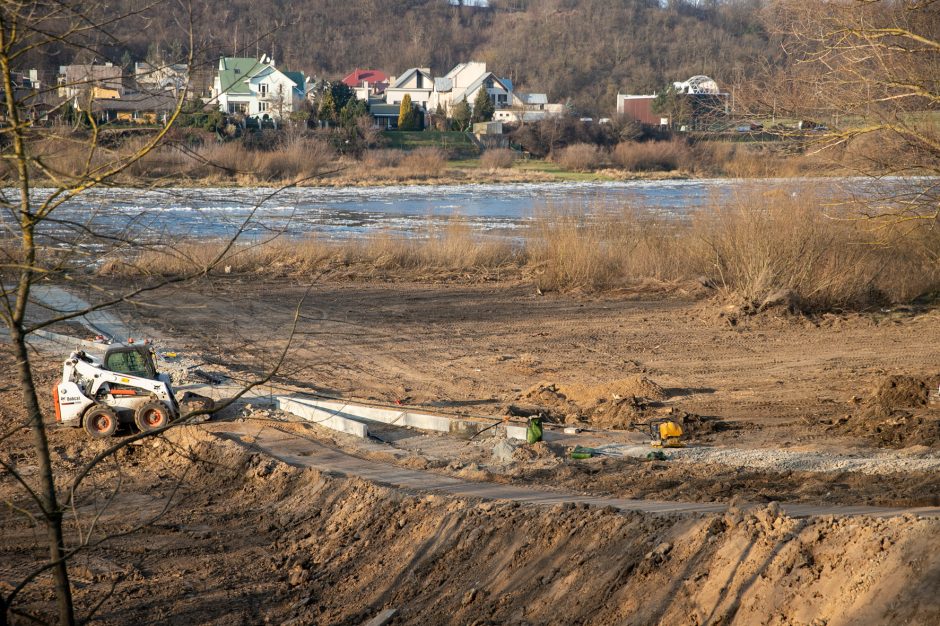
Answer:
[100,195,940,314]
[28,126,857,188]
[121,160,696,188]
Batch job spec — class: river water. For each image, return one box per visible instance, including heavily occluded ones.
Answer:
[16,176,931,242]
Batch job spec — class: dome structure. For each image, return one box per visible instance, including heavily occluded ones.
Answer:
[673,75,720,95]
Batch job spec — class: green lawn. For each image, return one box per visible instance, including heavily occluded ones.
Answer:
[382,130,478,157]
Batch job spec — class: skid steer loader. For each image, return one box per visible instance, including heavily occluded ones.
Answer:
[53,344,212,438]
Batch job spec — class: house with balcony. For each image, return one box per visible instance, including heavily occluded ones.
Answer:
[211,55,309,120]
[429,62,512,117]
[493,92,565,123]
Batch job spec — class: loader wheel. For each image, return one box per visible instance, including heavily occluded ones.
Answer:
[83,405,118,438]
[135,401,171,432]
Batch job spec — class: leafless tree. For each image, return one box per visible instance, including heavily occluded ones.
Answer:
[0,2,318,623]
[755,0,939,222]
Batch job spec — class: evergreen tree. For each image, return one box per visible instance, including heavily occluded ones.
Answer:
[340,97,367,128]
[472,87,495,123]
[318,89,337,123]
[451,98,472,131]
[330,82,355,111]
[432,103,447,131]
[397,94,415,130]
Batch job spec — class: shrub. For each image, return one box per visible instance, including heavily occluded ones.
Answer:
[362,149,404,169]
[400,147,447,178]
[254,138,335,181]
[554,143,600,171]
[690,193,940,310]
[480,148,517,170]
[613,140,688,172]
[98,193,940,312]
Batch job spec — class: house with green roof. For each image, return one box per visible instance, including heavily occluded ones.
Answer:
[211,55,310,120]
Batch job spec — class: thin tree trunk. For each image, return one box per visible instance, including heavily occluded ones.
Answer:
[10,326,76,626]
[0,12,74,624]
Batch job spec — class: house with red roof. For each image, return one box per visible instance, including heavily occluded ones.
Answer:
[341,68,389,100]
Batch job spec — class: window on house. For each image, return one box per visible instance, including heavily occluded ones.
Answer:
[258,101,267,112]
[416,73,423,88]
[259,83,268,95]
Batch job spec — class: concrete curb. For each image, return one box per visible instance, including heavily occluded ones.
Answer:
[283,396,488,438]
[30,329,108,351]
[276,396,369,439]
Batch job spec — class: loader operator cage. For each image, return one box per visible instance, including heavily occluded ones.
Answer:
[104,346,157,380]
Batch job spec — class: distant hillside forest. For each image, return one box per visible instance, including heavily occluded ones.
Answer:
[21,0,775,115]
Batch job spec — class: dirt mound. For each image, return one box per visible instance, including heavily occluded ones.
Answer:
[6,417,940,625]
[831,374,940,447]
[513,381,582,421]
[512,440,563,464]
[510,377,722,434]
[869,375,930,414]
[561,376,668,405]
[513,377,669,427]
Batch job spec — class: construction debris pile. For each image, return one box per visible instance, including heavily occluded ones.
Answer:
[831,373,940,448]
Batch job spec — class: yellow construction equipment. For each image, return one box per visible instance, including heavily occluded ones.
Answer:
[649,419,684,448]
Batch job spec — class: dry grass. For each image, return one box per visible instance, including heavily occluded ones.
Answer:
[30,135,337,184]
[400,147,447,178]
[480,148,517,170]
[554,143,601,172]
[103,223,523,281]
[99,194,940,312]
[613,140,688,172]
[362,149,405,169]
[346,147,448,181]
[693,193,940,310]
[527,209,690,292]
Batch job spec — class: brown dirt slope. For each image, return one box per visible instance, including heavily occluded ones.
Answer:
[6,427,938,625]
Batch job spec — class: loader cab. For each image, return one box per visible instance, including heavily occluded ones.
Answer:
[103,345,158,380]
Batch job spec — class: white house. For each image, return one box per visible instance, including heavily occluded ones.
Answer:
[211,56,309,119]
[493,92,565,123]
[429,61,512,116]
[135,61,188,93]
[385,67,434,109]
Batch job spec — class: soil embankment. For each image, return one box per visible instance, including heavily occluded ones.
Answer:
[7,427,937,625]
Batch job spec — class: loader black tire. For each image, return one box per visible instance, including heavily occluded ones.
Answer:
[83,405,119,438]
[135,401,171,432]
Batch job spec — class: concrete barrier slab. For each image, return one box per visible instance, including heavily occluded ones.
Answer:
[276,396,369,439]
[286,396,488,437]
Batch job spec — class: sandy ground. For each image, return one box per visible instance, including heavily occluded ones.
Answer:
[2,276,940,623]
